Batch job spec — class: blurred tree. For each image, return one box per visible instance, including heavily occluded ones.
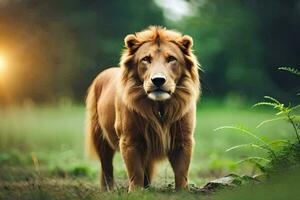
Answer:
[0,0,165,103]
[248,0,300,101]
[167,0,300,102]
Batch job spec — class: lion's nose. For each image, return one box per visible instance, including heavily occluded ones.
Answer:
[151,75,166,87]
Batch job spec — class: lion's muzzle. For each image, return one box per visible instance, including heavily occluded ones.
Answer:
[146,74,171,101]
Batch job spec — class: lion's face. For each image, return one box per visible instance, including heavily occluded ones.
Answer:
[121,26,199,104]
[135,41,185,101]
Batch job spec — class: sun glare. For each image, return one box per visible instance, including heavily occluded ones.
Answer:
[0,55,5,72]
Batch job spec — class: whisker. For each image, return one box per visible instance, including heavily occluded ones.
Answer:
[176,86,190,90]
[175,86,191,94]
[132,85,144,89]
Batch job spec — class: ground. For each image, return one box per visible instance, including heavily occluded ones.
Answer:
[0,98,293,199]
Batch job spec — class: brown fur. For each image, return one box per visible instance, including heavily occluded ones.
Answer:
[86,26,201,192]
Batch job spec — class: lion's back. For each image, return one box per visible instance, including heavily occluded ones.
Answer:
[95,67,121,149]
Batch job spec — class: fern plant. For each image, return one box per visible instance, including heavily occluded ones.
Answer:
[278,67,300,76]
[253,96,300,143]
[215,67,300,172]
[214,125,280,172]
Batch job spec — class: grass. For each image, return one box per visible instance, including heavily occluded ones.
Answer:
[212,166,300,200]
[0,99,293,199]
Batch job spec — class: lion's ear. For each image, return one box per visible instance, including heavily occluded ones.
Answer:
[124,34,140,51]
[177,35,193,52]
[182,35,193,49]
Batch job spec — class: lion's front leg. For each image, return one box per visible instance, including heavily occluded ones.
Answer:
[168,138,193,191]
[120,136,144,192]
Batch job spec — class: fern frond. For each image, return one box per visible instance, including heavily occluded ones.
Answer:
[253,98,290,114]
[226,143,268,152]
[278,67,300,76]
[256,117,288,128]
[236,156,270,165]
[253,102,278,108]
[291,105,300,112]
[269,139,289,147]
[215,126,270,147]
[275,111,285,116]
[263,96,281,104]
[290,115,300,122]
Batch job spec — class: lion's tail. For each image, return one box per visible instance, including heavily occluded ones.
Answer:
[85,81,100,159]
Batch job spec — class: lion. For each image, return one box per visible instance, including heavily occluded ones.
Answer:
[85,26,201,192]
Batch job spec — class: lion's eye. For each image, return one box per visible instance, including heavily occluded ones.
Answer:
[141,56,151,63]
[167,56,177,63]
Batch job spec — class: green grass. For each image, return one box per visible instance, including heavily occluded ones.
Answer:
[0,99,293,199]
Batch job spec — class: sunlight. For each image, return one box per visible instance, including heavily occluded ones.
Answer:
[0,55,5,72]
[154,0,197,21]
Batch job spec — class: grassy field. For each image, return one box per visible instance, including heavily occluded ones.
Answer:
[0,99,294,199]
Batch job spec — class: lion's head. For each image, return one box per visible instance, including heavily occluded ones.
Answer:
[119,26,200,122]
